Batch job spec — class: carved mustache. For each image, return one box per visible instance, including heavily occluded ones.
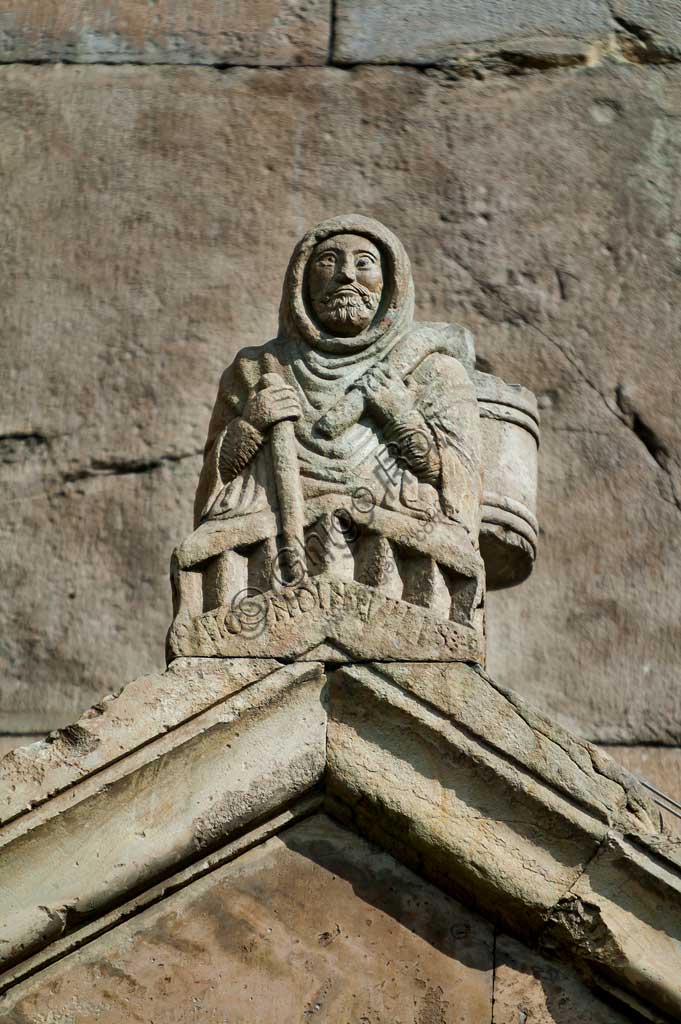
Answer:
[322,283,379,307]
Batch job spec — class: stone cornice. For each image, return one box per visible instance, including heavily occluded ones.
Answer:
[327,662,681,1022]
[1,658,679,1021]
[0,660,326,976]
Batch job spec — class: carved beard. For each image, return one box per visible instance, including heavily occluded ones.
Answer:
[317,286,380,331]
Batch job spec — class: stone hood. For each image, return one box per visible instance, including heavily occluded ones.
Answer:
[1,659,679,1021]
[277,212,415,358]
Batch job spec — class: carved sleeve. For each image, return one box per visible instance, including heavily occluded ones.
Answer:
[218,417,265,484]
[385,408,441,485]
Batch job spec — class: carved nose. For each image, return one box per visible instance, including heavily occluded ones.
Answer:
[335,255,356,283]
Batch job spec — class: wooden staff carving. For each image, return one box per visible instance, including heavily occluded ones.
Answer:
[260,352,306,586]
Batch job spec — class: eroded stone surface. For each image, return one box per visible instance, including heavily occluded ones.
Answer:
[326,661,681,1020]
[353,661,664,835]
[492,932,634,1023]
[325,663,665,919]
[334,0,613,63]
[551,831,681,1020]
[0,1,331,65]
[0,815,658,1022]
[0,816,495,1022]
[0,656,281,826]
[2,63,681,738]
[1,658,679,1016]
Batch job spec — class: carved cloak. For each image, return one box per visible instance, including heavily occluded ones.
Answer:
[194,215,483,561]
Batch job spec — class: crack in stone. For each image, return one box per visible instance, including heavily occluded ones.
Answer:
[614,385,681,512]
[62,450,203,483]
[327,0,337,68]
[0,58,328,70]
[0,432,50,464]
[607,3,681,64]
[541,831,610,937]
[456,260,681,517]
[610,12,651,45]
[1,447,203,509]
[614,386,672,467]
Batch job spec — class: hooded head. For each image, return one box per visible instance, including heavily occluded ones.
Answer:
[278,215,415,358]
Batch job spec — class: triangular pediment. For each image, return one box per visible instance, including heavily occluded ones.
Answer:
[1,658,680,1021]
[0,814,640,1023]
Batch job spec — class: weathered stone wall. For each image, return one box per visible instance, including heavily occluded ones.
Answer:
[1,3,680,788]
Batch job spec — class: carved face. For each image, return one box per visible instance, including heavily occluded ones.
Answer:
[307,234,384,337]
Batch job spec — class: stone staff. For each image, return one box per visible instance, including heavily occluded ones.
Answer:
[260,352,306,585]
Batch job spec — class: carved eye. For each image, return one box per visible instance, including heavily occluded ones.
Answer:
[356,256,374,270]
[316,252,336,267]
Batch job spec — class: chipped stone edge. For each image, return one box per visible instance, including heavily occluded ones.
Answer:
[0,656,283,827]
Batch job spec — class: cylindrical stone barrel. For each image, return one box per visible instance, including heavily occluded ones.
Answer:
[474,371,539,590]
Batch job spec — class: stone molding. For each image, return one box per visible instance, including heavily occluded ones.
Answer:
[0,660,326,974]
[0,657,282,827]
[327,663,681,1022]
[1,658,680,1021]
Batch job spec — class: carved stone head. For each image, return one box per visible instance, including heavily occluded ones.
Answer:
[307,233,384,337]
[278,215,415,356]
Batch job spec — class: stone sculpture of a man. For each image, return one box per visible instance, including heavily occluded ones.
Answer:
[168,215,537,664]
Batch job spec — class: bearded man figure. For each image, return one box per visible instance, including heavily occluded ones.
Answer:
[168,215,491,664]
